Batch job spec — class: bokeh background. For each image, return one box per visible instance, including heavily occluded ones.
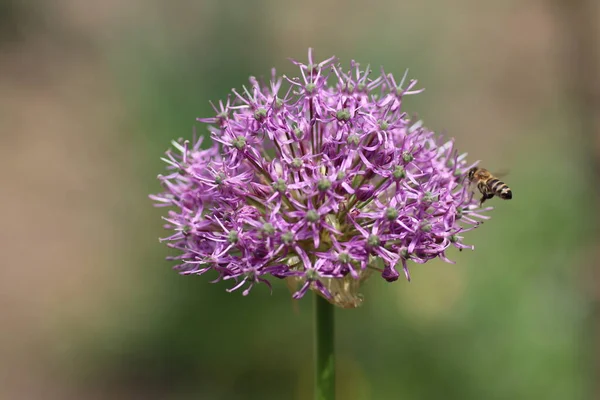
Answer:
[1,0,599,399]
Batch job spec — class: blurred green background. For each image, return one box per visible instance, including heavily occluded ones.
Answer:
[1,0,598,399]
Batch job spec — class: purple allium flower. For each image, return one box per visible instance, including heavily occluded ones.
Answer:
[150,49,490,308]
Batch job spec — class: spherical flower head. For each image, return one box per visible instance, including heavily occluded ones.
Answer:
[150,49,491,308]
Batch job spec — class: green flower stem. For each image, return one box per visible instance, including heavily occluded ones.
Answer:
[314,293,335,400]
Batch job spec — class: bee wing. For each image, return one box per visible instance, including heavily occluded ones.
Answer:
[493,169,510,179]
[467,179,476,192]
[466,177,479,192]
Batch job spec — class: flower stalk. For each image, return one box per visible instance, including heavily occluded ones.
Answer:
[314,293,335,400]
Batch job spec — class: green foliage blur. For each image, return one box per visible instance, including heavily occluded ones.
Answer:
[2,1,595,399]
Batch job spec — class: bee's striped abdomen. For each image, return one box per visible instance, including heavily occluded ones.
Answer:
[498,185,512,199]
[489,178,512,200]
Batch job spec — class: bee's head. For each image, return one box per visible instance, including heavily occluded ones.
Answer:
[467,167,477,181]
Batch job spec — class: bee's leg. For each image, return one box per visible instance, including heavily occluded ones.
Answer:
[479,193,494,207]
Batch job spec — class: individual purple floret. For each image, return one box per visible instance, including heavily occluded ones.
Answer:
[150,49,490,308]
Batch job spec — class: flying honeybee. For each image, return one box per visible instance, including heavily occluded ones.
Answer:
[467,167,513,206]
